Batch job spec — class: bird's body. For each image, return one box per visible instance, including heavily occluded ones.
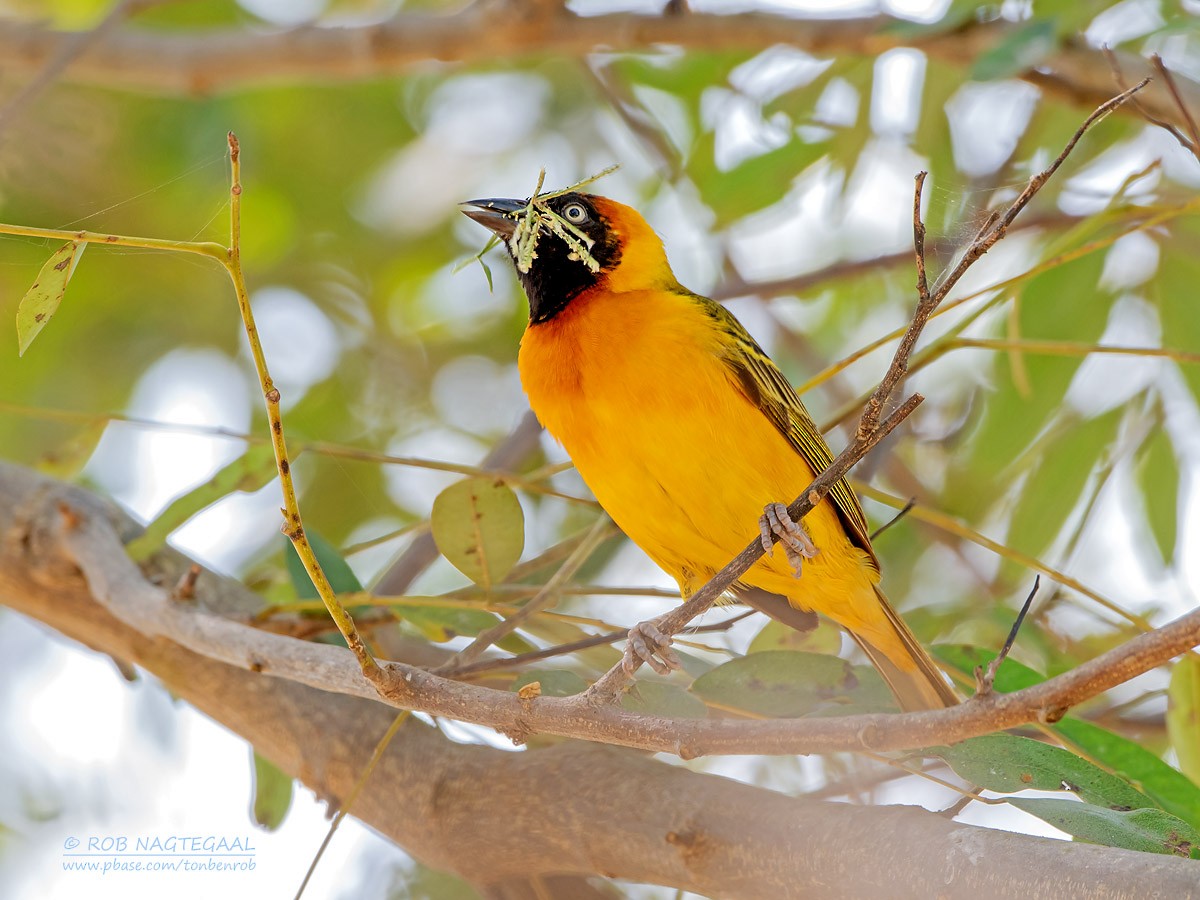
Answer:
[518,284,881,638]
[463,190,956,711]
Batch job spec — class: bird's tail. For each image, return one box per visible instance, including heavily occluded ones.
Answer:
[849,586,959,712]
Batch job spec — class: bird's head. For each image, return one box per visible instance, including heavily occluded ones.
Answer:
[461,191,676,324]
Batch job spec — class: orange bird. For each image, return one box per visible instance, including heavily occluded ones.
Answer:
[463,190,957,711]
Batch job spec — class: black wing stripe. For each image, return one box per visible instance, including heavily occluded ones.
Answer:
[702,298,878,567]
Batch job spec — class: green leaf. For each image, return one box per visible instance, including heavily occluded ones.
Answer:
[1136,426,1179,564]
[970,19,1058,81]
[1008,798,1200,858]
[1005,406,1123,560]
[1169,655,1200,786]
[510,670,587,697]
[621,681,709,719]
[431,477,525,588]
[126,444,280,561]
[946,251,1110,522]
[686,132,828,227]
[690,650,877,717]
[15,240,86,356]
[1056,717,1200,831]
[250,751,293,831]
[929,734,1152,811]
[1155,225,1200,404]
[284,530,363,599]
[748,618,842,655]
[934,646,1200,828]
[400,604,501,643]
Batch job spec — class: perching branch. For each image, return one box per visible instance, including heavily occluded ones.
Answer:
[6,460,1197,760]
[585,79,1151,700]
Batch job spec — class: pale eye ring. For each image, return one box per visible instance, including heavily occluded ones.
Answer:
[562,202,589,224]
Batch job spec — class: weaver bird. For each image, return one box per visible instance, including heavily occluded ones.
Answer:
[462,190,957,711]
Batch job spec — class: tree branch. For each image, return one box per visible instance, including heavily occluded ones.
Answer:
[3,460,1197,760]
[3,464,1198,896]
[0,10,1193,132]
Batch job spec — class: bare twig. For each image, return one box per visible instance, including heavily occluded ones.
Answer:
[976,577,1040,697]
[1150,53,1200,158]
[443,610,757,680]
[1103,47,1196,155]
[295,711,410,900]
[869,498,916,542]
[585,81,1149,702]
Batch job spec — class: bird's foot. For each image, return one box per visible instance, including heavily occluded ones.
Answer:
[624,614,682,677]
[759,502,818,577]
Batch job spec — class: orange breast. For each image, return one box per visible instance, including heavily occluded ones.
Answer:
[517,286,890,642]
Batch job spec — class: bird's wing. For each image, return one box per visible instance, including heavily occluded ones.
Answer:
[697,295,879,569]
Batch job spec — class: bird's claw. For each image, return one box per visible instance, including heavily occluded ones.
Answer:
[759,502,818,577]
[624,616,681,677]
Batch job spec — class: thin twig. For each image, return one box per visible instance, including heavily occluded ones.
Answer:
[294,711,410,900]
[1150,53,1200,159]
[869,498,916,542]
[223,133,378,678]
[976,577,1040,697]
[444,610,757,680]
[1103,47,1196,155]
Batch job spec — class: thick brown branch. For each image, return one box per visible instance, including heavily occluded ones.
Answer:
[4,461,1196,759]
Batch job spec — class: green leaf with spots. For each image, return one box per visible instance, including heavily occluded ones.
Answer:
[250,751,293,831]
[933,646,1200,828]
[929,734,1152,811]
[16,241,86,356]
[1008,798,1200,858]
[431,477,525,588]
[1055,717,1200,831]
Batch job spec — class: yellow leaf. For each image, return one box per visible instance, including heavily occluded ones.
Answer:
[16,241,86,356]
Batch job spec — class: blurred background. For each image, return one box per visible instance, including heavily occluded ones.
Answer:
[0,0,1199,897]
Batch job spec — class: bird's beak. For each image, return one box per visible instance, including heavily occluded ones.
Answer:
[459,197,526,239]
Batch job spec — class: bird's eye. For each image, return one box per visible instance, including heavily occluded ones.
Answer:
[562,203,589,224]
